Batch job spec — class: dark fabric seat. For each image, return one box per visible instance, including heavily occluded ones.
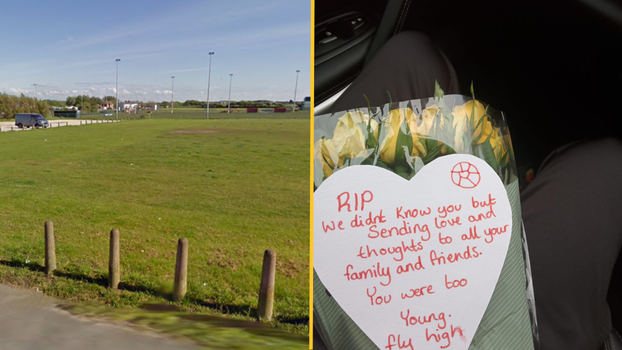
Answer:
[600,329,622,350]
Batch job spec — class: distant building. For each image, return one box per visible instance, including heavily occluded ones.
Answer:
[100,100,115,111]
[302,96,311,111]
[121,101,138,113]
[54,110,81,118]
[141,103,158,111]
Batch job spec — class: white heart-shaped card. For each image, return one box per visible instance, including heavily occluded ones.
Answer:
[314,154,512,350]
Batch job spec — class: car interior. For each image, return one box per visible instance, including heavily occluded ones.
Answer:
[314,0,622,348]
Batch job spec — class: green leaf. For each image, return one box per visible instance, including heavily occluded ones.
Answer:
[365,132,378,149]
[420,138,444,164]
[443,143,456,155]
[360,151,378,165]
[470,99,476,127]
[395,165,411,180]
[474,141,498,173]
[470,81,475,100]
[434,80,444,101]
[374,159,391,170]
[363,94,372,111]
[394,118,414,168]
[498,150,510,168]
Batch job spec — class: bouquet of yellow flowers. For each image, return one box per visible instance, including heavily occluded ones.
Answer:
[314,83,516,189]
[313,83,538,350]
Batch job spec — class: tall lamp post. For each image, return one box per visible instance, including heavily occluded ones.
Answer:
[115,59,121,119]
[206,52,214,119]
[33,84,38,100]
[227,73,233,113]
[293,70,300,112]
[171,76,175,113]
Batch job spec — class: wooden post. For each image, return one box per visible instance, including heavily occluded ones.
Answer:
[44,221,56,275]
[257,249,276,321]
[173,238,188,302]
[108,229,120,289]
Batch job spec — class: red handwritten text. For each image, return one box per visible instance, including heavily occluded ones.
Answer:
[437,204,462,218]
[350,210,386,228]
[400,284,435,299]
[426,325,465,349]
[461,226,481,241]
[484,224,509,243]
[337,190,373,212]
[396,255,426,275]
[467,206,497,222]
[344,263,392,286]
[471,193,497,209]
[367,286,392,306]
[396,206,432,219]
[321,220,344,233]
[399,309,446,329]
[368,222,430,241]
[430,246,481,266]
[356,239,424,261]
[438,232,452,245]
[385,334,414,350]
[444,274,468,289]
[434,216,462,229]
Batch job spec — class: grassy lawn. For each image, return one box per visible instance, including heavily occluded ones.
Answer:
[0,114,310,339]
[60,303,308,349]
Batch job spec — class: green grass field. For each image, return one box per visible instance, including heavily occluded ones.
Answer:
[0,113,310,339]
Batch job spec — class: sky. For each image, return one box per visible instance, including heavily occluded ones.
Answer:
[0,0,310,103]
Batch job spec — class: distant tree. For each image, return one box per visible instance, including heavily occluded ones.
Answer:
[45,100,64,107]
[90,96,103,107]
[0,93,50,119]
[66,96,76,107]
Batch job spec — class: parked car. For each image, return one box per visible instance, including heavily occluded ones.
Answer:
[15,113,50,129]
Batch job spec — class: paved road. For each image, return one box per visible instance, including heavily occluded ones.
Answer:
[0,284,199,350]
[0,119,117,132]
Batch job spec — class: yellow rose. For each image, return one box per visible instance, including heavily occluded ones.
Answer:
[452,100,492,152]
[332,111,379,160]
[378,108,405,164]
[489,128,507,161]
[406,113,427,158]
[379,108,426,164]
[314,138,340,178]
[416,105,441,137]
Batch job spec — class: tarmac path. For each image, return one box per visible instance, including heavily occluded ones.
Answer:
[0,284,199,350]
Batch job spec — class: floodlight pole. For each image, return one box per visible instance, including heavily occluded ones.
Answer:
[115,59,120,120]
[293,70,300,112]
[33,84,38,100]
[171,76,175,113]
[227,74,233,113]
[206,52,214,119]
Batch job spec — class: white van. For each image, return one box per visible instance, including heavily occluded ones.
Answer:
[15,113,50,129]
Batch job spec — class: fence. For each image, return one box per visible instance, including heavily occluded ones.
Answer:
[0,119,121,133]
[0,110,310,133]
[41,221,278,321]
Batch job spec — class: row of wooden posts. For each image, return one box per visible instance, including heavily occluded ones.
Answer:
[43,221,277,321]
